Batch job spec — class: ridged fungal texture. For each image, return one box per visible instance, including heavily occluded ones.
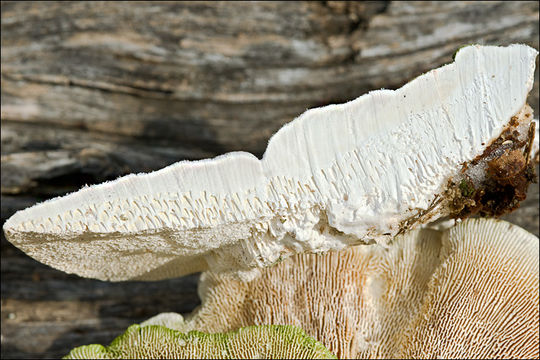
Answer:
[3,44,538,281]
[64,324,336,359]
[139,219,538,359]
[398,218,539,359]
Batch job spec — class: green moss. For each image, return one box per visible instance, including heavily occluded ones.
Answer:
[459,178,476,198]
[64,324,336,359]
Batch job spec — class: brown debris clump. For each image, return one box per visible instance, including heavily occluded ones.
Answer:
[448,105,537,219]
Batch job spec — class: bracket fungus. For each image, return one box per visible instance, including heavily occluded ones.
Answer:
[64,324,336,359]
[2,44,539,283]
[66,218,537,359]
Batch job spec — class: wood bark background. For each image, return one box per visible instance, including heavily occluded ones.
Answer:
[1,1,538,358]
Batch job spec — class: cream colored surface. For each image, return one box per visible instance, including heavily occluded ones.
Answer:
[399,218,539,359]
[146,219,539,359]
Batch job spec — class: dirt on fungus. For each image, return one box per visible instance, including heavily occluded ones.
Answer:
[449,114,537,219]
[397,105,537,235]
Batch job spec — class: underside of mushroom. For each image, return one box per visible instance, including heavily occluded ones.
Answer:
[64,324,336,359]
[134,218,539,359]
[2,44,539,281]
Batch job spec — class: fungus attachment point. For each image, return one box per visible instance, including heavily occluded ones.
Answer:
[447,105,538,219]
[2,44,538,281]
[488,148,526,180]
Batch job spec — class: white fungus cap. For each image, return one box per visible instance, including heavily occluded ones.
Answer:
[2,44,538,281]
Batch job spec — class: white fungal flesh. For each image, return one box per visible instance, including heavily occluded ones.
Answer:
[2,44,538,281]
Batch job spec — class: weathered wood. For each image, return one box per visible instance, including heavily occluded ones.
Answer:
[1,236,201,358]
[1,1,539,358]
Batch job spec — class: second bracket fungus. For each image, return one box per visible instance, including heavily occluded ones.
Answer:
[64,219,540,359]
[64,324,336,359]
[2,44,539,281]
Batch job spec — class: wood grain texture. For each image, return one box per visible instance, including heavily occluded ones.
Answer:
[1,1,538,358]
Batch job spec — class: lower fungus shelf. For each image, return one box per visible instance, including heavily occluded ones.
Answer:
[64,218,539,359]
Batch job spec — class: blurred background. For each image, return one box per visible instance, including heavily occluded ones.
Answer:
[1,1,538,358]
